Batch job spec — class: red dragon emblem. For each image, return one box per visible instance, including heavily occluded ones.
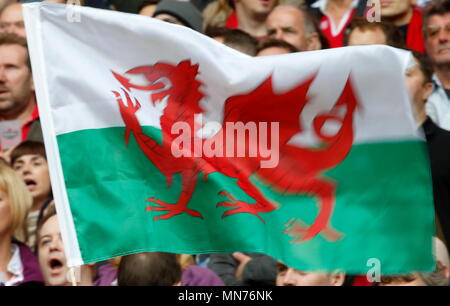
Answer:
[112,60,360,243]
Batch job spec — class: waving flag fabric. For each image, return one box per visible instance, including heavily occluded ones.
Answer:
[23,3,434,274]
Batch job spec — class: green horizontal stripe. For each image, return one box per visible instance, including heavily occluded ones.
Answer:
[57,126,434,274]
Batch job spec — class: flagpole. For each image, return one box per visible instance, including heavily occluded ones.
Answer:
[69,267,77,286]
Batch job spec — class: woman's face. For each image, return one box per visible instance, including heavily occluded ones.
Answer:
[0,188,12,236]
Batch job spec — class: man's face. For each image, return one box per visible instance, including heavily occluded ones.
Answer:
[380,0,413,18]
[13,154,51,205]
[348,27,388,46]
[236,0,277,16]
[405,58,433,123]
[38,215,69,286]
[425,13,450,65]
[266,7,307,51]
[0,188,12,236]
[0,3,26,38]
[0,44,33,118]
[276,266,336,286]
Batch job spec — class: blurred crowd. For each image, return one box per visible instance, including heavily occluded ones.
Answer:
[0,0,450,286]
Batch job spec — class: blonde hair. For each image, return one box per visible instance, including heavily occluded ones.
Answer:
[0,164,32,242]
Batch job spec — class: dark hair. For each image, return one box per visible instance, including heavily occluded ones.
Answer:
[35,204,57,251]
[205,26,233,39]
[344,17,405,48]
[423,0,450,38]
[10,141,47,166]
[206,27,258,55]
[0,33,31,70]
[224,29,258,55]
[138,0,160,12]
[410,50,433,84]
[118,252,182,286]
[257,38,299,55]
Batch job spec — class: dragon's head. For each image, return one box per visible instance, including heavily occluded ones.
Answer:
[112,60,204,114]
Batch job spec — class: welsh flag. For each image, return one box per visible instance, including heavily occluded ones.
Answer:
[24,3,434,274]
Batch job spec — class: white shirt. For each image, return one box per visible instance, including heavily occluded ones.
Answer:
[0,244,24,286]
[426,74,450,131]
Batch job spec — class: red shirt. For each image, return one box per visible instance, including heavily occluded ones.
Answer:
[21,105,39,141]
[225,12,266,42]
[319,9,356,48]
[405,7,425,54]
[313,0,359,48]
[0,105,39,151]
[225,12,238,29]
[352,275,372,286]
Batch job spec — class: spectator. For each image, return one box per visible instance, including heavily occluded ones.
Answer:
[36,205,117,286]
[276,261,348,286]
[153,0,204,33]
[204,0,278,39]
[0,163,43,286]
[118,252,181,286]
[10,141,52,249]
[207,27,258,55]
[265,5,322,51]
[345,17,405,47]
[423,0,450,131]
[0,34,43,160]
[380,0,425,53]
[0,2,25,38]
[308,0,368,48]
[256,38,299,56]
[208,252,277,286]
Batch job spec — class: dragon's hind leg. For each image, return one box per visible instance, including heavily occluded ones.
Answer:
[285,177,343,243]
[146,171,203,220]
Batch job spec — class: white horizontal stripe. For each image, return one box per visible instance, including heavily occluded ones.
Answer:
[30,4,420,149]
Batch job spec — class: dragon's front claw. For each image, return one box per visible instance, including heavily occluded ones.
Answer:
[146,197,203,220]
[113,88,143,144]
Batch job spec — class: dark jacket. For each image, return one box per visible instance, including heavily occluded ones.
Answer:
[16,241,44,286]
[424,118,450,251]
[181,264,224,286]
